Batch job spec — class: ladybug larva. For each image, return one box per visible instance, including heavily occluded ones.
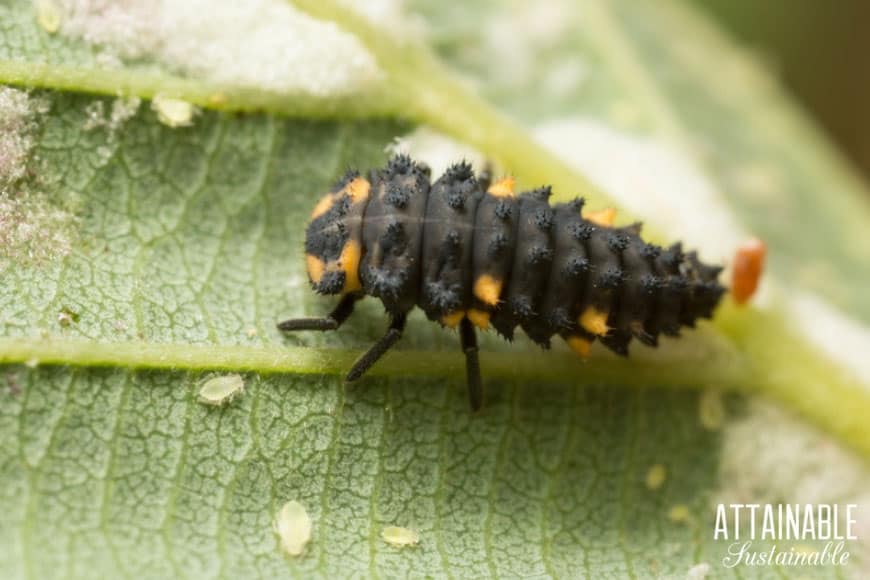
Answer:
[278,155,728,410]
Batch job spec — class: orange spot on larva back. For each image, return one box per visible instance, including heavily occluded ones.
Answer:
[487,177,516,198]
[731,238,766,305]
[584,207,616,227]
[337,239,362,293]
[306,254,325,284]
[310,194,335,220]
[345,177,370,203]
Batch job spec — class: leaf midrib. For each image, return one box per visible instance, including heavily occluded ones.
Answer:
[0,336,750,389]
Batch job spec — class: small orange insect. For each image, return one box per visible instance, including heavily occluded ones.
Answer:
[731,238,766,304]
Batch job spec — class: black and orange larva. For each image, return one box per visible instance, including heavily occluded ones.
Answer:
[278,155,728,410]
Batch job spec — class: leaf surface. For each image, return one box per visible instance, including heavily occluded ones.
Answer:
[1,0,869,578]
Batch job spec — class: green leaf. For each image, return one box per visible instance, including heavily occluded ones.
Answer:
[1,0,869,578]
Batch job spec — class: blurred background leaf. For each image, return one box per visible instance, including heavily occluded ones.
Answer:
[697,0,870,182]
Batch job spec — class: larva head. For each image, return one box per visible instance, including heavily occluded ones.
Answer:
[305,171,369,295]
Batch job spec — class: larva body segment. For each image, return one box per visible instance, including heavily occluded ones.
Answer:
[359,156,430,313]
[283,155,728,409]
[468,177,519,329]
[539,199,591,346]
[420,162,482,325]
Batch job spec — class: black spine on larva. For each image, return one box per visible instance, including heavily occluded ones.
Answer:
[648,243,687,336]
[680,251,726,327]
[593,225,633,356]
[538,199,592,341]
[420,161,482,321]
[609,225,661,346]
[359,155,430,314]
[613,235,662,346]
[490,187,555,345]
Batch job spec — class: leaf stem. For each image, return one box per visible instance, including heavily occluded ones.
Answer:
[0,336,747,389]
[716,303,870,459]
[4,313,869,459]
[0,59,401,119]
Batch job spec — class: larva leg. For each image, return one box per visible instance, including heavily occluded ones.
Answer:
[460,317,483,412]
[276,293,360,332]
[346,313,407,382]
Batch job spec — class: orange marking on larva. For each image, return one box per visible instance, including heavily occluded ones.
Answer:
[306,254,325,284]
[310,193,335,220]
[565,336,591,358]
[487,176,516,198]
[731,238,766,305]
[467,308,491,330]
[440,310,466,329]
[579,307,609,336]
[337,239,362,293]
[345,177,370,203]
[473,275,503,306]
[584,207,616,227]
